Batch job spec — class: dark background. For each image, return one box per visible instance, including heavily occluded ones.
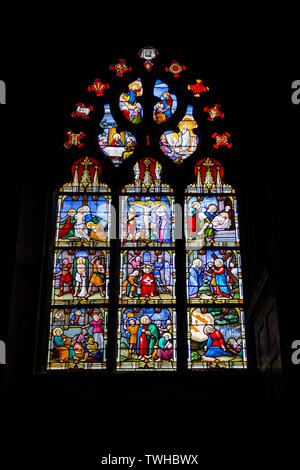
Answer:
[1,28,299,466]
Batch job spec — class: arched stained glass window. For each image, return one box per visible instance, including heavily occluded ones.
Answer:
[117,157,177,370]
[185,158,247,369]
[47,156,111,370]
[45,46,247,373]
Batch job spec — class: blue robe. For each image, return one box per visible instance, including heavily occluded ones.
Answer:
[156,216,171,242]
[188,267,203,297]
[204,334,232,358]
[161,97,172,118]
[53,336,75,360]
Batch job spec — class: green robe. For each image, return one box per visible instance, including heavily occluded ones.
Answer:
[147,324,160,355]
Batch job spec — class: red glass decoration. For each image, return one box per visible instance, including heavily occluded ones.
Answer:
[165,60,186,77]
[212,132,232,149]
[187,79,209,97]
[203,104,224,121]
[64,131,85,149]
[71,103,94,120]
[110,59,132,77]
[87,79,109,96]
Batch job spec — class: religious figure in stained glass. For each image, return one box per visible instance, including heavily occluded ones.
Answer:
[185,157,246,368]
[117,307,176,370]
[117,151,177,370]
[121,195,175,246]
[52,249,109,304]
[119,78,143,124]
[120,250,175,304]
[159,105,198,164]
[185,195,239,248]
[56,195,110,246]
[48,156,110,370]
[153,80,177,123]
[47,307,108,370]
[187,307,247,369]
[98,104,136,166]
[187,249,242,304]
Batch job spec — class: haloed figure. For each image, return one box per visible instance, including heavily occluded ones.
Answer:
[55,258,75,297]
[85,256,105,298]
[74,257,88,298]
[202,325,232,362]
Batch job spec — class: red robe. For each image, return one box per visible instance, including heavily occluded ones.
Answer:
[209,329,226,349]
[110,138,122,147]
[141,272,158,297]
[138,324,150,356]
[188,213,197,237]
[58,216,74,238]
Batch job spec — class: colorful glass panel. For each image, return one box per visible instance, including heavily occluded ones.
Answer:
[98,104,136,166]
[119,78,143,123]
[117,308,176,370]
[49,47,247,373]
[121,195,175,247]
[119,155,177,370]
[186,158,247,369]
[48,158,110,370]
[59,156,110,193]
[71,102,94,119]
[153,80,177,123]
[185,157,235,194]
[56,195,111,247]
[185,195,239,248]
[187,307,247,369]
[47,307,108,370]
[52,249,109,305]
[186,249,243,304]
[121,157,173,193]
[120,249,176,304]
[159,105,198,164]
[138,46,158,71]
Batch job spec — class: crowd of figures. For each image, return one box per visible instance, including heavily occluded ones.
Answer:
[119,309,175,368]
[48,308,106,368]
[188,252,240,302]
[58,201,109,244]
[121,251,173,301]
[54,252,107,301]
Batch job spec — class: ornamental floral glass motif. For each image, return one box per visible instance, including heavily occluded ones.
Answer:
[185,158,247,369]
[47,45,247,373]
[47,157,111,370]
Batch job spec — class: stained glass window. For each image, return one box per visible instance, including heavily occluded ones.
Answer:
[185,158,247,369]
[45,45,248,373]
[47,157,111,370]
[117,157,177,370]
